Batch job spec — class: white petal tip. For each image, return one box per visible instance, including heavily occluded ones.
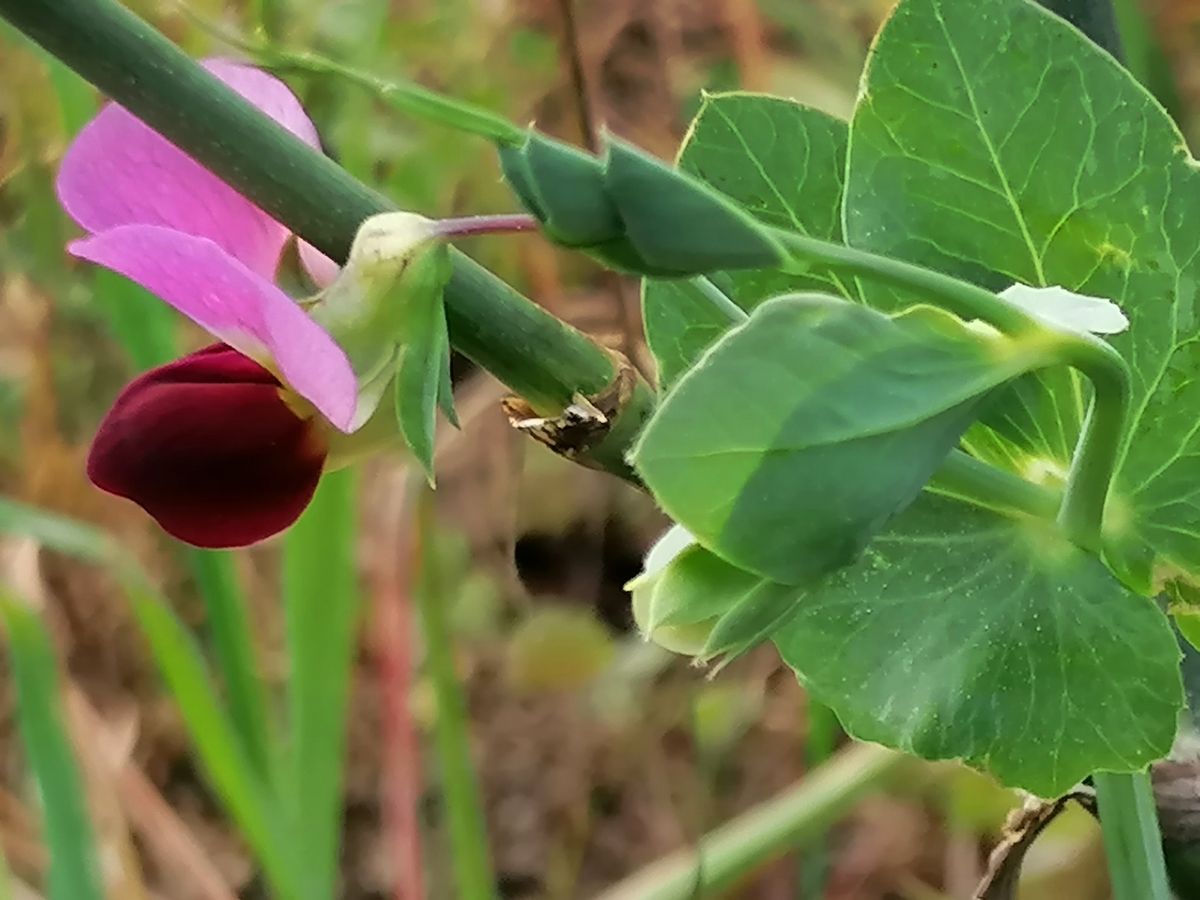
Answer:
[999,283,1129,336]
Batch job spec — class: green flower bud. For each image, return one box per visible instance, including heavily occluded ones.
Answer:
[628,524,750,657]
[499,131,784,277]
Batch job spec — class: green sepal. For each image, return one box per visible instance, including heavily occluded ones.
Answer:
[393,246,456,482]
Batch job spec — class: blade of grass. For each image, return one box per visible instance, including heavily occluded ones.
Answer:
[281,468,362,900]
[1093,771,1173,900]
[0,499,111,564]
[121,579,296,899]
[188,550,272,776]
[0,501,295,900]
[596,743,909,900]
[799,698,840,900]
[0,598,101,900]
[89,271,180,371]
[415,488,497,900]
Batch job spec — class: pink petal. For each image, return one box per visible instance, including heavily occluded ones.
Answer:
[298,240,341,289]
[57,59,322,279]
[71,225,358,432]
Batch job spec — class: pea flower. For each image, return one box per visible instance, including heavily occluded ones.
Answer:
[59,60,433,548]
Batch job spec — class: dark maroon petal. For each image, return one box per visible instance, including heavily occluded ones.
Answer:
[88,344,327,548]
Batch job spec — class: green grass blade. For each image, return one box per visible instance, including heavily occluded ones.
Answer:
[0,598,102,900]
[0,840,14,900]
[0,501,295,899]
[122,578,297,900]
[799,699,839,900]
[1093,770,1173,900]
[415,489,497,900]
[91,270,180,370]
[0,498,113,563]
[189,550,272,776]
[282,468,362,900]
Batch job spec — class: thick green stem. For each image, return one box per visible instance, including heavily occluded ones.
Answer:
[594,743,909,900]
[0,0,650,480]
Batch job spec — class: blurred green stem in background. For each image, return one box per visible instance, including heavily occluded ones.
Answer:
[799,699,840,900]
[596,743,909,900]
[0,0,652,484]
[415,488,498,900]
[0,597,103,900]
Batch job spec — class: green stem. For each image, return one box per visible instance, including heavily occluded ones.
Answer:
[689,276,748,324]
[594,743,908,900]
[251,45,527,146]
[0,0,650,481]
[931,451,1061,520]
[1054,344,1130,550]
[771,229,1038,336]
[799,700,840,900]
[436,213,539,239]
[415,489,497,900]
[1093,771,1174,900]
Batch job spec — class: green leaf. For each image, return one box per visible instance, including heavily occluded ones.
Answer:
[632,293,1048,584]
[773,494,1183,795]
[0,599,102,900]
[282,469,362,900]
[641,276,743,388]
[643,93,853,386]
[843,0,1200,581]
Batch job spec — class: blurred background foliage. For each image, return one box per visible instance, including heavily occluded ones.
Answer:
[0,0,1196,897]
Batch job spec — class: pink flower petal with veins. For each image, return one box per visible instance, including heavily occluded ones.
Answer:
[56,59,322,279]
[71,225,358,432]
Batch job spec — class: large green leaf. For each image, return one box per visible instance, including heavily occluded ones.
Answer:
[643,93,853,385]
[631,293,1049,584]
[844,0,1200,581]
[773,494,1183,795]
